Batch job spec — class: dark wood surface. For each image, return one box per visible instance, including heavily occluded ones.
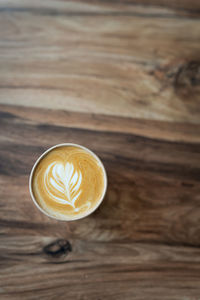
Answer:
[0,1,200,299]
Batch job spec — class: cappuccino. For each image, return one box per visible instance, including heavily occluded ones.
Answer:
[30,144,107,220]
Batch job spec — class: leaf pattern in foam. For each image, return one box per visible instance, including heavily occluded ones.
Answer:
[44,162,82,209]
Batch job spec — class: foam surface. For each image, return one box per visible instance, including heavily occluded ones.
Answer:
[32,146,106,220]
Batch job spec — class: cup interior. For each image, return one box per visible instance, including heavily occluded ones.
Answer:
[29,143,107,221]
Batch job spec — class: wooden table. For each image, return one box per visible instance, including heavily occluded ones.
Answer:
[0,1,200,299]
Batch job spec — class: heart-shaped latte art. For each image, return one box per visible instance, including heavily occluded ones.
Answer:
[44,162,82,211]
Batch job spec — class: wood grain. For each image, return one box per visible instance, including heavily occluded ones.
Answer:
[0,1,200,299]
[0,103,200,299]
[0,0,200,122]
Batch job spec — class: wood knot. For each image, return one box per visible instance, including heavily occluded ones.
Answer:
[175,61,200,87]
[152,60,200,99]
[174,61,200,97]
[43,239,72,258]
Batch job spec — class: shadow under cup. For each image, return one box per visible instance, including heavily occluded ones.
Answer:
[29,143,107,221]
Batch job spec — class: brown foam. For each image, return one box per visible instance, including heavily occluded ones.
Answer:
[32,146,106,220]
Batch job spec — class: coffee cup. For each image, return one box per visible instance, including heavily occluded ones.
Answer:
[29,143,107,221]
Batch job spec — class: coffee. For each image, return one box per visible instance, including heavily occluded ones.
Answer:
[30,144,107,220]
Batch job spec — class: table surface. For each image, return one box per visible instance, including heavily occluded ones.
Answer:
[0,1,200,299]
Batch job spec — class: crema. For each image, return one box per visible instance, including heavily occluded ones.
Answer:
[30,145,107,220]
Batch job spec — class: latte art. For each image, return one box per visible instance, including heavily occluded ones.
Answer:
[31,145,106,220]
[44,162,88,211]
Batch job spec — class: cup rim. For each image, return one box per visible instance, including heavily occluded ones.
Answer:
[29,143,107,221]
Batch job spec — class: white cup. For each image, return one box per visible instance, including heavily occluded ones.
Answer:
[29,143,107,221]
